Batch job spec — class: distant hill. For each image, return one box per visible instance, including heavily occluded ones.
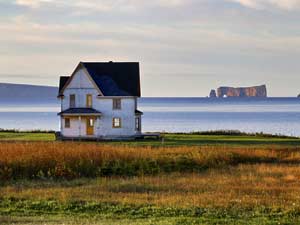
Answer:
[0,83,59,104]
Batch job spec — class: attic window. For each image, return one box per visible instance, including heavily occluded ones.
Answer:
[113,98,121,110]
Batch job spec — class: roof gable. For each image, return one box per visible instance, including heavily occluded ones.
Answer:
[58,63,103,96]
[67,68,96,89]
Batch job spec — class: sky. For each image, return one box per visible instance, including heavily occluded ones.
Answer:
[0,0,300,97]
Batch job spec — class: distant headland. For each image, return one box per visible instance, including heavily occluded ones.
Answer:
[0,83,58,104]
[210,85,267,98]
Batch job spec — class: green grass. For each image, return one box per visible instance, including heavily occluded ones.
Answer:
[0,198,299,225]
[0,131,299,146]
[0,132,55,141]
[132,134,300,147]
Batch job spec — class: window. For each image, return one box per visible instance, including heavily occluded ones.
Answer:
[70,94,76,108]
[135,117,141,131]
[86,94,92,108]
[88,118,94,127]
[113,118,121,128]
[113,98,121,110]
[65,118,70,128]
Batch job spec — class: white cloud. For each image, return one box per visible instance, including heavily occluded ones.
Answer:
[14,0,187,11]
[229,0,300,10]
[13,0,300,12]
[4,0,300,96]
[15,0,53,8]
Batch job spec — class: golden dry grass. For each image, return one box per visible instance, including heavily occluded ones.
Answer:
[0,142,300,180]
[0,142,299,163]
[0,142,300,210]
[2,164,300,209]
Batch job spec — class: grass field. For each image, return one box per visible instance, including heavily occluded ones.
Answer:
[0,132,55,141]
[0,132,300,224]
[0,131,299,146]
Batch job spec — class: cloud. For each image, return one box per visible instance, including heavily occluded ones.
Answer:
[18,0,299,14]
[15,0,52,8]
[14,0,188,11]
[2,0,300,96]
[229,0,300,10]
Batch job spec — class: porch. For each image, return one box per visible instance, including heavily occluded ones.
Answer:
[58,108,102,138]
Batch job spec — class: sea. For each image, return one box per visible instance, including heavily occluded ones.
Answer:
[0,97,299,137]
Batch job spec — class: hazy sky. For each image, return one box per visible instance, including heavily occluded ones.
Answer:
[0,0,300,97]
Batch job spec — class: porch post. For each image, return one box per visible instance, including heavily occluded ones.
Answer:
[139,115,142,133]
[97,116,100,138]
[60,116,63,133]
[79,116,82,138]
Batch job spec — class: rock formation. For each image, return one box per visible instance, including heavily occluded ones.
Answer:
[209,89,217,98]
[217,85,267,98]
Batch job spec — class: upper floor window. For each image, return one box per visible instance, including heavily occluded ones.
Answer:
[86,94,92,108]
[113,98,121,110]
[70,94,76,108]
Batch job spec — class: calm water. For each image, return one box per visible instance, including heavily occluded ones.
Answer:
[0,98,300,136]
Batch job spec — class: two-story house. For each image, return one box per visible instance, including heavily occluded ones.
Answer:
[57,61,143,139]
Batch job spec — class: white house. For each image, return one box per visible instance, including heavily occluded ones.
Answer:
[57,61,143,140]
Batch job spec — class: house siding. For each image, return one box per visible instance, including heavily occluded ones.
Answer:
[62,69,99,110]
[95,98,136,137]
[60,68,140,138]
[61,117,83,137]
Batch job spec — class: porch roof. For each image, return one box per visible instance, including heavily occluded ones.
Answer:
[135,109,143,115]
[58,108,102,116]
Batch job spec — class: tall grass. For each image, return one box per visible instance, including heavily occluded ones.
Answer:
[0,142,300,180]
[2,165,300,209]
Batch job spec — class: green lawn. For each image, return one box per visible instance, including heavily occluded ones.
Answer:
[0,132,55,141]
[132,134,300,147]
[0,132,299,146]
[1,200,298,225]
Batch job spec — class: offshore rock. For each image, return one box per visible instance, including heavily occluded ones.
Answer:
[217,85,267,98]
[209,89,217,98]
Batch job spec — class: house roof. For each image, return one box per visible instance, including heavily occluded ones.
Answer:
[135,109,143,115]
[58,62,141,97]
[58,76,70,97]
[58,108,102,116]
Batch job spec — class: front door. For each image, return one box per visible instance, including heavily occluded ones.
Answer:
[86,117,94,136]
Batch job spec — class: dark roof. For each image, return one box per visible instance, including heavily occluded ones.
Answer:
[58,108,101,115]
[135,109,143,115]
[58,62,141,97]
[58,76,70,95]
[82,62,140,97]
